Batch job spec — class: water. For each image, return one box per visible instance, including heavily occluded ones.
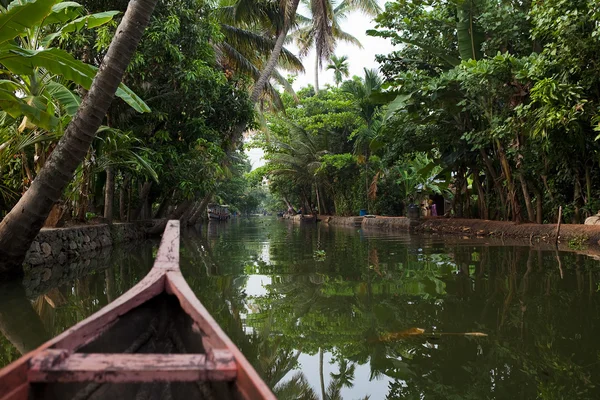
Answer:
[2,218,600,399]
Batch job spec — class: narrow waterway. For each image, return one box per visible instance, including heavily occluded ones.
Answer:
[2,218,600,399]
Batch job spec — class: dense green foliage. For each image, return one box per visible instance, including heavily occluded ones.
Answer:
[369,0,600,222]
[0,0,256,222]
[254,0,600,222]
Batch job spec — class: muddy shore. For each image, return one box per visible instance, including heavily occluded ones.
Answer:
[321,215,600,257]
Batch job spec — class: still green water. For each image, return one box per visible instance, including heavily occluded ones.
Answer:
[2,218,600,399]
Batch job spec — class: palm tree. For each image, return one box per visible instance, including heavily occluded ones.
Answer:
[216,0,305,110]
[250,0,379,102]
[0,0,160,278]
[326,54,349,87]
[341,68,383,213]
[293,0,373,93]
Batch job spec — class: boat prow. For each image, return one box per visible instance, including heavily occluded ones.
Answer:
[0,221,275,400]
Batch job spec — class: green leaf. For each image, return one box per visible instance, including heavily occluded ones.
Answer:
[42,2,84,26]
[384,93,412,121]
[456,2,484,61]
[115,83,150,113]
[0,89,59,129]
[41,11,120,47]
[46,80,81,116]
[366,29,460,67]
[0,0,56,44]
[0,46,150,113]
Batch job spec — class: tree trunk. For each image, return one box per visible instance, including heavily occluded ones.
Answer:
[119,173,130,222]
[126,178,132,221]
[472,168,488,219]
[541,175,554,202]
[0,282,49,354]
[518,173,534,223]
[574,178,583,224]
[585,164,592,204]
[154,190,174,219]
[314,54,320,94]
[129,181,152,221]
[315,183,321,215]
[180,201,198,226]
[189,193,212,225]
[226,2,301,160]
[319,348,325,400]
[171,200,193,219]
[0,0,159,278]
[463,170,471,218]
[281,197,291,213]
[249,0,300,104]
[104,166,115,223]
[76,156,91,221]
[147,199,193,235]
[496,141,521,222]
[532,183,543,224]
[479,148,506,217]
[453,168,463,217]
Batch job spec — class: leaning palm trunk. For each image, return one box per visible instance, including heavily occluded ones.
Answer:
[0,0,159,279]
[314,55,319,94]
[250,0,301,104]
[189,192,213,225]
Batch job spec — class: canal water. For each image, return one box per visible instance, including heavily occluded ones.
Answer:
[1,218,600,399]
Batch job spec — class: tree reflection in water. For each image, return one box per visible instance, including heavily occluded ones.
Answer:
[1,219,600,399]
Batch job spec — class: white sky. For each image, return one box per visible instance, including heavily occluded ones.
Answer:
[246,1,394,169]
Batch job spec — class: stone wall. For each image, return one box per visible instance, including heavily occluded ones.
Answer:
[24,223,145,268]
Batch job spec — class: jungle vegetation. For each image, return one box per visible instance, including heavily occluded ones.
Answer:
[0,0,380,277]
[3,0,600,276]
[253,0,600,224]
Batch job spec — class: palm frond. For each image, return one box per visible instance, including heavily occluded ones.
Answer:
[343,0,381,16]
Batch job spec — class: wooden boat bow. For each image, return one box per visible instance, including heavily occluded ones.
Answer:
[0,221,276,400]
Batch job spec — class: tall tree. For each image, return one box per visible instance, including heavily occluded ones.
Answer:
[0,0,159,279]
[249,0,378,102]
[293,0,369,93]
[216,0,304,110]
[326,54,349,86]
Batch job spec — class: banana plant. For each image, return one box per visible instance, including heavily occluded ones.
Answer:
[0,0,149,133]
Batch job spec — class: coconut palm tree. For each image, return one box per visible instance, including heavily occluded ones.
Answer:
[341,68,383,213]
[293,0,370,93]
[0,0,160,278]
[249,0,379,102]
[326,54,349,87]
[216,0,305,110]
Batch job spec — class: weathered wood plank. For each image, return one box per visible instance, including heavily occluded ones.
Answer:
[0,382,28,400]
[0,363,27,400]
[0,223,177,396]
[28,350,236,383]
[165,271,276,400]
[153,220,180,270]
[0,221,275,399]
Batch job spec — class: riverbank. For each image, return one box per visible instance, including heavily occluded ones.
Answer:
[322,215,600,249]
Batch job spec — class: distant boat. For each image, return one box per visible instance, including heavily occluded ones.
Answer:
[0,221,275,399]
[207,204,231,221]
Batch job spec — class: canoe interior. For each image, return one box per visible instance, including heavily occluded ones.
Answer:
[31,293,242,400]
